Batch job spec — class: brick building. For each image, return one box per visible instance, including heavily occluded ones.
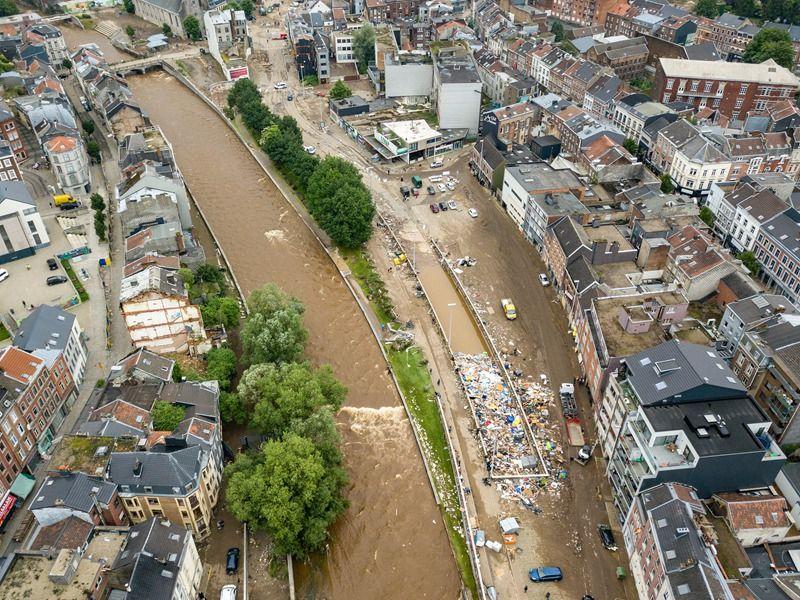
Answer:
[0,100,25,160]
[695,13,759,60]
[585,37,649,79]
[654,58,800,123]
[550,0,626,27]
[0,346,77,494]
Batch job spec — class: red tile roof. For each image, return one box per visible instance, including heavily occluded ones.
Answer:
[0,346,44,384]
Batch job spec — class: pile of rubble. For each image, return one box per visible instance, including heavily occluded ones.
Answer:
[455,352,540,478]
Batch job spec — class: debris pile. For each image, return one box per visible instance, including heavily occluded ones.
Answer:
[455,353,540,478]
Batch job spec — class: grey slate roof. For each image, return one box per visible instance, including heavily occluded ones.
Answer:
[107,445,203,493]
[585,74,621,105]
[0,180,35,206]
[30,473,116,513]
[626,340,747,405]
[550,216,590,260]
[761,208,800,258]
[140,0,182,14]
[77,418,145,438]
[111,518,191,600]
[13,305,75,354]
[683,42,721,61]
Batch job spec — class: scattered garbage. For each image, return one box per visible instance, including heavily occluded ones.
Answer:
[485,540,502,553]
[474,529,486,547]
[499,516,520,535]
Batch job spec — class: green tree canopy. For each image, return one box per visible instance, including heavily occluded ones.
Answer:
[62,58,73,70]
[201,296,240,329]
[732,0,758,17]
[183,16,202,40]
[151,400,186,431]
[660,174,675,194]
[329,80,352,100]
[123,0,135,12]
[305,156,375,248]
[699,206,715,227]
[352,24,375,72]
[225,434,348,558]
[240,284,308,365]
[744,28,796,69]
[0,0,17,16]
[86,140,101,162]
[162,23,172,36]
[550,21,565,42]
[738,250,760,274]
[623,138,638,154]
[694,0,720,17]
[90,193,105,211]
[220,391,246,424]
[206,346,238,390]
[762,0,800,24]
[238,361,346,437]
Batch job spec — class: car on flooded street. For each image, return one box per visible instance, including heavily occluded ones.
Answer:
[529,566,563,582]
[429,203,439,213]
[226,548,240,574]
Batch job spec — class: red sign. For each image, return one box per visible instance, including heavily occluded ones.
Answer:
[0,492,16,526]
[229,67,249,80]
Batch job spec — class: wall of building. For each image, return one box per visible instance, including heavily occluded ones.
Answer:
[437,81,481,133]
[384,63,433,98]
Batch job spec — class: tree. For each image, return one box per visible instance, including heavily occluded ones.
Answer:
[94,213,106,241]
[550,21,565,42]
[733,0,758,16]
[240,283,308,365]
[86,140,101,162]
[89,193,105,211]
[699,206,715,227]
[694,0,719,17]
[329,80,352,100]
[220,391,246,424]
[744,28,795,70]
[0,54,13,73]
[761,0,797,22]
[206,346,238,390]
[660,174,675,194]
[305,156,375,248]
[82,119,95,135]
[238,362,346,437]
[225,434,348,559]
[352,24,375,72]
[162,23,172,37]
[183,16,202,41]
[0,0,17,17]
[228,78,262,110]
[738,251,759,274]
[151,400,186,431]
[196,263,226,286]
[61,58,73,70]
[202,296,240,329]
[178,267,195,287]
[125,25,136,39]
[623,138,638,154]
[123,0,135,13]
[172,361,183,383]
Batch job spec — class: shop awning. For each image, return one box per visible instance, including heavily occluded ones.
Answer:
[9,473,36,500]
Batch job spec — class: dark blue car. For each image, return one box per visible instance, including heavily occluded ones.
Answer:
[529,566,563,582]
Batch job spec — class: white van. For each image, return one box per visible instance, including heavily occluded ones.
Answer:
[429,175,443,182]
[221,584,237,600]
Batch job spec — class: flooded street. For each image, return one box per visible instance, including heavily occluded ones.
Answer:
[124,72,460,598]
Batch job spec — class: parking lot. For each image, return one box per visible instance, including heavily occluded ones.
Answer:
[0,210,85,318]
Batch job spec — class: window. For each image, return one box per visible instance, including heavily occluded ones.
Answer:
[690,80,699,92]
[735,98,744,109]
[739,83,749,94]
[703,81,712,93]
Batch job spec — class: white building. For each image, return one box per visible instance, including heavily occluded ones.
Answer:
[373,119,442,162]
[13,305,88,385]
[433,53,482,134]
[44,134,91,195]
[203,8,250,80]
[612,99,673,143]
[655,121,731,197]
[120,266,208,354]
[26,24,69,64]
[332,29,358,64]
[384,55,433,99]
[0,180,49,263]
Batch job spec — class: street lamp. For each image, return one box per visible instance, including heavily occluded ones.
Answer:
[447,302,457,350]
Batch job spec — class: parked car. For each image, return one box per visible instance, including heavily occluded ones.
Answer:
[430,160,443,168]
[303,145,316,155]
[0,268,8,283]
[437,183,446,193]
[401,186,411,198]
[46,275,68,286]
[447,200,457,210]
[538,273,550,286]
[429,203,439,213]
[79,96,91,111]
[468,208,478,218]
[427,185,436,195]
[221,584,237,600]
[273,81,287,89]
[226,548,240,574]
[412,188,419,197]
[529,567,563,582]
[47,258,58,271]
[598,524,617,551]
[438,201,448,211]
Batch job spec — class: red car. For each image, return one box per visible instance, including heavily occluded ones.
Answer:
[429,203,439,213]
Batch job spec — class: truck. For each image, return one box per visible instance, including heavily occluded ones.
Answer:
[559,382,577,418]
[501,298,517,320]
[411,175,423,188]
[53,194,75,206]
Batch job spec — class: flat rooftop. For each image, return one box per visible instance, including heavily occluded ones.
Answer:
[0,531,126,599]
[594,260,640,288]
[595,293,681,357]
[382,119,441,144]
[583,224,634,250]
[49,435,139,477]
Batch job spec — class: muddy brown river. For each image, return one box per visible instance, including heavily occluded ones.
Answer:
[123,72,460,597]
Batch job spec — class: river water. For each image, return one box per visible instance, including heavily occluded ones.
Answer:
[122,72,461,598]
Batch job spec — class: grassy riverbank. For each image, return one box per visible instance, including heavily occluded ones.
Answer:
[341,248,477,598]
